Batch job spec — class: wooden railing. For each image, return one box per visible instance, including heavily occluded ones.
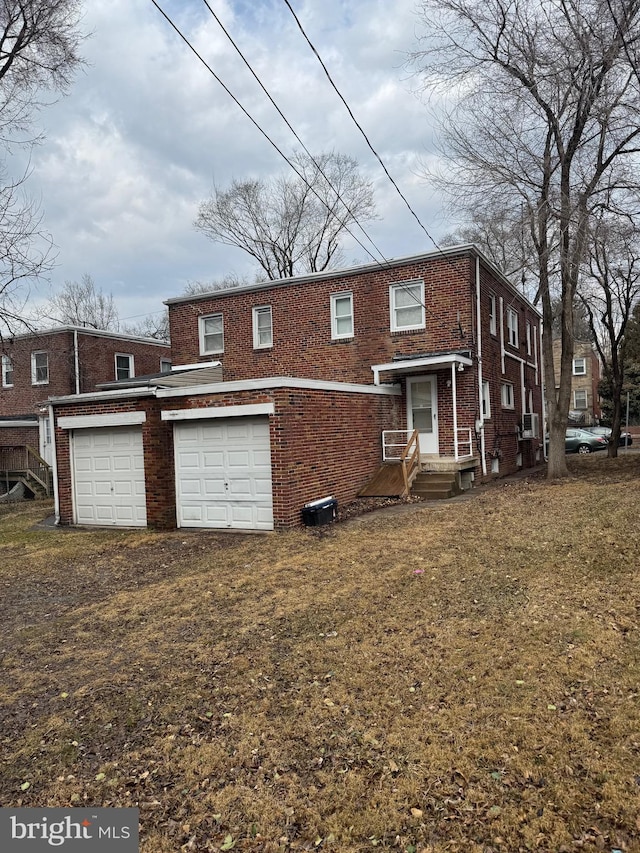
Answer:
[382,429,421,496]
[400,429,420,496]
[0,445,51,496]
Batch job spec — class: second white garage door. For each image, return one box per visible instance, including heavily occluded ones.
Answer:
[174,417,273,530]
[72,426,147,527]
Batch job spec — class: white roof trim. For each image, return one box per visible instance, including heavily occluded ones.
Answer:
[371,353,473,385]
[49,388,155,405]
[57,412,147,430]
[156,376,401,399]
[162,403,275,422]
[0,419,38,428]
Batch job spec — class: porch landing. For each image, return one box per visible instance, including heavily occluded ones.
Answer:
[419,454,480,472]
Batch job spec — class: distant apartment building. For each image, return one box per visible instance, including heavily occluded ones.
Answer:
[552,338,602,425]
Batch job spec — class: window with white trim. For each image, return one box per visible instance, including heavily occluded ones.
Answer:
[115,353,134,381]
[506,307,519,348]
[526,321,532,356]
[31,351,49,385]
[501,382,515,409]
[160,358,172,373]
[390,280,425,331]
[489,294,497,335]
[1,354,13,387]
[482,380,491,419]
[252,305,273,349]
[573,357,586,375]
[330,292,354,339]
[199,313,224,354]
[574,389,588,409]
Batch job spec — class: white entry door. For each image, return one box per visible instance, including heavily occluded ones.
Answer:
[174,417,273,530]
[72,426,147,526]
[407,375,439,455]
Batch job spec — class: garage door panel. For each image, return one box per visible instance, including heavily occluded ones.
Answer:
[72,426,146,527]
[175,416,273,530]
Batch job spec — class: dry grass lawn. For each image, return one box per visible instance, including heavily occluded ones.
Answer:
[1,454,640,853]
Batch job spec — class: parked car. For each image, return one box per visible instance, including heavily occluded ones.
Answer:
[564,428,609,454]
[584,426,633,447]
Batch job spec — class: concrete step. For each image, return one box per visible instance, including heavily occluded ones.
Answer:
[411,471,461,500]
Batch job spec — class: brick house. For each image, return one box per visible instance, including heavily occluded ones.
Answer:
[0,326,171,467]
[552,338,602,426]
[49,246,543,530]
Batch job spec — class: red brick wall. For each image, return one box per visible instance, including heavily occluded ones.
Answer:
[53,387,401,530]
[168,254,478,382]
[0,424,39,448]
[1,330,170,419]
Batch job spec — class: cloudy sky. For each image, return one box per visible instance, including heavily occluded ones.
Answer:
[22,0,450,331]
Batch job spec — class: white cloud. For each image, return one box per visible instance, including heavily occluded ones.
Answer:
[16,0,451,324]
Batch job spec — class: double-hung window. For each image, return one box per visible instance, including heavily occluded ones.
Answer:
[252,306,273,349]
[489,294,497,335]
[1,354,13,387]
[573,357,586,375]
[115,353,134,381]
[501,382,515,409]
[482,380,491,419]
[199,313,224,355]
[160,358,172,373]
[390,280,425,332]
[526,322,533,356]
[330,292,354,339]
[574,389,588,409]
[506,307,519,348]
[31,351,49,385]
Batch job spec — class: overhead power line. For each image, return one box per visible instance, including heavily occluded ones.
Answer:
[280,0,445,256]
[149,0,435,314]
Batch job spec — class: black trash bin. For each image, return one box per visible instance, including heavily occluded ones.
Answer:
[301,496,338,526]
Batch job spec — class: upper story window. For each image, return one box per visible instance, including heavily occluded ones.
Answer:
[390,280,425,332]
[331,292,354,339]
[115,353,134,381]
[1,354,13,387]
[160,358,172,373]
[31,351,49,385]
[199,313,224,355]
[501,381,515,409]
[489,294,497,336]
[526,321,533,356]
[506,307,519,348]
[252,305,273,349]
[482,380,491,419]
[573,357,586,375]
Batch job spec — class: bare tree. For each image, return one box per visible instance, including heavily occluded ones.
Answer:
[194,151,377,280]
[0,0,84,342]
[123,311,170,342]
[46,274,120,330]
[577,214,640,455]
[411,0,640,477]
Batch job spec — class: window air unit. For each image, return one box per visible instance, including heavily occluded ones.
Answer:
[521,412,539,439]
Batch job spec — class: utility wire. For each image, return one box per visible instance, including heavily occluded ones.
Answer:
[149,0,435,314]
[149,0,389,271]
[281,0,447,258]
[198,0,388,266]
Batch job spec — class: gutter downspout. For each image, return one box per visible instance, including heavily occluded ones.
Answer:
[475,257,487,475]
[451,362,459,460]
[73,329,80,395]
[49,403,60,525]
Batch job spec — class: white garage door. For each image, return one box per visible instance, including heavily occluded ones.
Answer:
[175,417,273,530]
[72,426,147,527]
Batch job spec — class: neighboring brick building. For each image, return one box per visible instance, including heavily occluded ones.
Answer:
[552,338,602,426]
[49,246,543,531]
[0,326,171,464]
